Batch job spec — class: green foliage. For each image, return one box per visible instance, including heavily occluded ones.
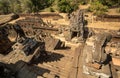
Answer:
[0,0,10,14]
[19,0,32,13]
[117,8,120,13]
[0,0,55,14]
[79,0,89,5]
[57,0,78,13]
[98,0,119,6]
[9,0,22,13]
[50,7,55,12]
[0,0,119,14]
[88,1,108,15]
[119,8,120,13]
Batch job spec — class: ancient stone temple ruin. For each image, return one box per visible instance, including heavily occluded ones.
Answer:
[0,10,120,78]
[65,10,84,41]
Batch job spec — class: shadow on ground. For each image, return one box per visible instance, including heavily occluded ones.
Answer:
[56,46,71,50]
[31,51,64,64]
[0,60,50,78]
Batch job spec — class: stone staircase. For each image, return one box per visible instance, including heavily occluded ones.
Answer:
[37,48,75,78]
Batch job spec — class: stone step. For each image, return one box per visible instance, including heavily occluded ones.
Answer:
[38,63,69,77]
[43,63,70,74]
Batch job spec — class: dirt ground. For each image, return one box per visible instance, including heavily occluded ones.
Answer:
[88,22,120,30]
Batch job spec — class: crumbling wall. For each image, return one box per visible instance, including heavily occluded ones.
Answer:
[0,25,15,54]
[82,33,112,78]
[96,15,120,22]
[90,28,120,38]
[65,9,85,41]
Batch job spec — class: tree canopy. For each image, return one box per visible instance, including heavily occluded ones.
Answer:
[0,0,119,14]
[57,0,78,13]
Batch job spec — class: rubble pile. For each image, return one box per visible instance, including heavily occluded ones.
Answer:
[83,33,112,78]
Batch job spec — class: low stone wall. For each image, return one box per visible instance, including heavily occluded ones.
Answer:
[96,15,120,22]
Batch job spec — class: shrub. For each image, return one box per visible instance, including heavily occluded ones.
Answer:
[50,7,54,12]
[116,8,120,13]
[88,1,108,15]
[57,0,78,13]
